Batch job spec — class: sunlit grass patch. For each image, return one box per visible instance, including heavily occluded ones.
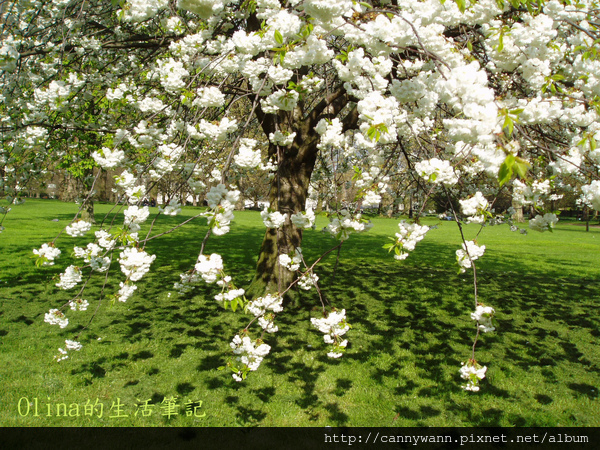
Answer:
[0,199,598,426]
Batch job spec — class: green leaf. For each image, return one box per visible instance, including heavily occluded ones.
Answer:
[498,153,515,186]
[455,0,466,13]
[274,30,283,45]
[503,115,514,136]
[513,159,530,179]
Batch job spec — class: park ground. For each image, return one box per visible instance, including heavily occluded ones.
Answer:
[0,199,599,426]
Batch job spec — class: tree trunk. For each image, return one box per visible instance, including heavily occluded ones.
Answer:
[61,174,78,202]
[244,81,357,300]
[512,200,524,223]
[246,143,315,299]
[81,199,95,224]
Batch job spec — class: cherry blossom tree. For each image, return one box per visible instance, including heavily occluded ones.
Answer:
[2,0,600,388]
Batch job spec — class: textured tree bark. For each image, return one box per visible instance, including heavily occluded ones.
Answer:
[81,199,95,224]
[246,89,358,300]
[246,141,316,298]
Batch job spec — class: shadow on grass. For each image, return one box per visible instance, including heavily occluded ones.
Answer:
[56,228,599,425]
[3,202,599,426]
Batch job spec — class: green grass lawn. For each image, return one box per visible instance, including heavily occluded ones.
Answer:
[1,199,599,426]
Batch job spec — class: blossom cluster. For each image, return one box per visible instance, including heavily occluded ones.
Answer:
[44,309,69,328]
[203,184,240,236]
[414,158,458,186]
[234,139,262,169]
[529,213,559,232]
[311,309,350,358]
[513,179,552,208]
[115,282,137,303]
[261,207,288,229]
[389,222,430,260]
[456,241,486,274]
[56,265,83,290]
[580,181,600,211]
[158,198,182,216]
[229,335,271,382]
[459,192,490,225]
[118,247,156,281]
[195,253,223,284]
[278,248,303,272]
[471,304,495,333]
[54,340,83,362]
[297,272,319,291]
[175,252,244,306]
[124,205,150,232]
[33,243,61,266]
[92,147,125,169]
[74,243,111,272]
[290,209,315,229]
[65,220,92,237]
[69,298,89,311]
[327,210,373,241]
[460,360,487,392]
[247,294,283,333]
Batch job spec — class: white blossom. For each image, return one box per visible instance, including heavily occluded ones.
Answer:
[65,340,82,351]
[56,265,82,290]
[529,213,558,232]
[117,282,138,302]
[580,180,600,211]
[456,241,486,273]
[460,192,489,224]
[195,253,224,283]
[118,248,156,281]
[124,206,150,225]
[194,86,225,108]
[414,158,458,186]
[290,209,315,229]
[92,147,125,169]
[261,208,287,229]
[33,244,61,266]
[69,299,89,311]
[159,199,182,216]
[45,309,69,328]
[234,139,262,169]
[65,220,92,237]
[471,305,495,332]
[460,361,487,392]
[393,222,429,260]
